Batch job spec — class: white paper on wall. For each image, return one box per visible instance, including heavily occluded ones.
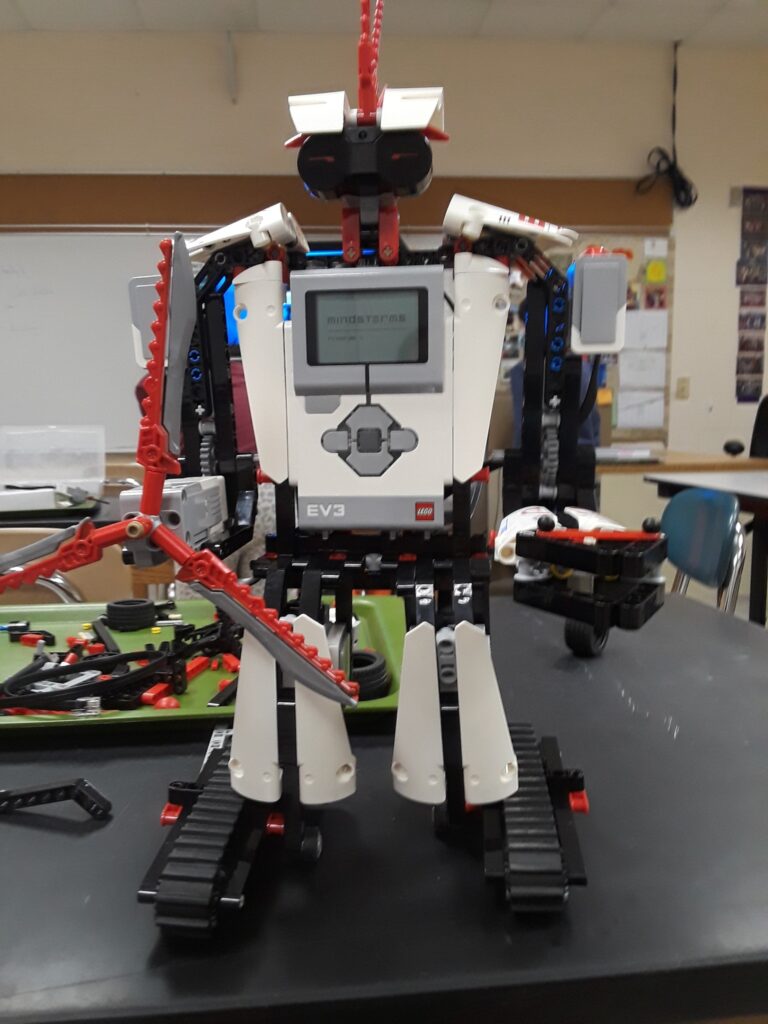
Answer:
[617,390,665,429]
[619,350,667,390]
[644,237,669,258]
[624,310,668,350]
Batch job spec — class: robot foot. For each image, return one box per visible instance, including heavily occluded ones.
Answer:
[138,727,322,938]
[437,723,589,915]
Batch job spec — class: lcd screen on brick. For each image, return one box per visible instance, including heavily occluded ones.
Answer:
[307,288,426,365]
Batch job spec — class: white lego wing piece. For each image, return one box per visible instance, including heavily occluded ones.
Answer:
[443,194,578,251]
[187,204,309,258]
[288,90,349,135]
[293,615,356,806]
[454,622,518,805]
[391,622,446,805]
[379,87,444,132]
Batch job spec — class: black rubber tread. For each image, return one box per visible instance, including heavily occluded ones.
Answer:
[153,740,247,937]
[502,724,569,913]
[564,618,608,658]
[350,649,391,701]
[105,598,156,632]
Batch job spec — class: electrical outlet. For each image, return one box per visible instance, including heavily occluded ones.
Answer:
[675,377,690,400]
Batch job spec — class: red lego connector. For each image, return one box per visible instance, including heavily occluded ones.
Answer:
[141,682,172,706]
[569,790,590,814]
[160,802,183,826]
[186,656,211,681]
[221,653,240,674]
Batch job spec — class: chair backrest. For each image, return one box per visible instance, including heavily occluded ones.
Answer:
[750,394,768,458]
[660,488,740,589]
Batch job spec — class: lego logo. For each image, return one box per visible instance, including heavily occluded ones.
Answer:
[415,502,435,521]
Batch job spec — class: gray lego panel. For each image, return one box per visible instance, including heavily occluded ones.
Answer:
[297,494,444,530]
[319,403,419,478]
[570,253,627,349]
[290,265,445,396]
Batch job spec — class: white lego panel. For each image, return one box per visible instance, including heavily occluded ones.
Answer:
[391,623,446,805]
[379,87,444,132]
[454,621,518,805]
[187,204,309,258]
[443,194,578,251]
[288,91,349,135]
[283,298,455,530]
[234,261,289,483]
[228,633,282,803]
[452,252,509,482]
[293,615,356,806]
[494,506,555,565]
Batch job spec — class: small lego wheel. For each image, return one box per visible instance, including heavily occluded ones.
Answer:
[537,514,556,532]
[642,517,661,533]
[105,599,156,632]
[564,619,608,658]
[351,650,390,701]
[299,825,323,863]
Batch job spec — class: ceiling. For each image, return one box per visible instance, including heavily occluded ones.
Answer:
[0,0,767,45]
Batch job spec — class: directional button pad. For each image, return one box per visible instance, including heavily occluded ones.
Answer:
[321,404,418,477]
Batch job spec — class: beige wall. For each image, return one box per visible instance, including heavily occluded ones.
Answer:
[669,46,768,453]
[0,32,670,176]
[0,31,766,453]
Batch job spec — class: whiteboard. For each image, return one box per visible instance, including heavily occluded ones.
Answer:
[0,232,171,451]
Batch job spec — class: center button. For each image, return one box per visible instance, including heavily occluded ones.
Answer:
[356,428,383,453]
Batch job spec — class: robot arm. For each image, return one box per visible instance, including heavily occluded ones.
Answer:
[443,194,578,251]
[187,203,309,259]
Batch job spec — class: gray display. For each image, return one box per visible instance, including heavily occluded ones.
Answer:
[308,288,425,365]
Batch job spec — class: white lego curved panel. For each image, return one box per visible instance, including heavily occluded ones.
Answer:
[379,87,444,131]
[293,615,356,806]
[452,252,510,482]
[454,621,518,805]
[391,622,446,805]
[234,261,289,482]
[288,91,349,134]
[443,194,578,250]
[187,204,308,258]
[229,632,282,803]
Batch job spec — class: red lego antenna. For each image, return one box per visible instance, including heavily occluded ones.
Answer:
[358,0,383,125]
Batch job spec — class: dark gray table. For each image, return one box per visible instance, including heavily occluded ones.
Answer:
[2,594,768,1024]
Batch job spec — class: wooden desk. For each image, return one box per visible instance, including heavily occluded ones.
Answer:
[598,451,768,476]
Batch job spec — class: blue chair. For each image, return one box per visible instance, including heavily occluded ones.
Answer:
[660,488,746,614]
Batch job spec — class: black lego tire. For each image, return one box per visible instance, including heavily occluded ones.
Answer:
[351,649,391,701]
[105,598,157,632]
[564,619,609,658]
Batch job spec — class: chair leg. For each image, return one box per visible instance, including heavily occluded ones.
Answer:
[719,521,747,615]
[671,570,690,596]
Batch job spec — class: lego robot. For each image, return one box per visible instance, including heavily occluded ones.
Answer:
[0,0,666,934]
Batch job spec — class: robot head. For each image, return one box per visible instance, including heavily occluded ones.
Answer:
[286,0,446,204]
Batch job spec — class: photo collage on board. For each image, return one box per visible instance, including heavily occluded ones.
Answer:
[736,188,768,403]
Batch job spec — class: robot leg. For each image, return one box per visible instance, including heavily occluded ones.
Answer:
[293,613,356,806]
[228,615,356,806]
[454,620,518,804]
[391,622,446,804]
[229,631,282,802]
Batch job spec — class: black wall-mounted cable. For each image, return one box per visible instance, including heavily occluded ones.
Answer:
[636,41,698,209]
